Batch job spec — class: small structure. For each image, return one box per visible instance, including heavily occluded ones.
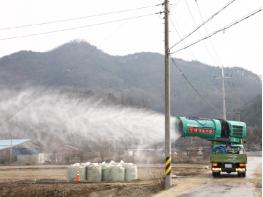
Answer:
[51,145,82,164]
[0,139,30,163]
[0,139,48,164]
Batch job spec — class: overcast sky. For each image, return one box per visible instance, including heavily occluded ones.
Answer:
[0,0,262,75]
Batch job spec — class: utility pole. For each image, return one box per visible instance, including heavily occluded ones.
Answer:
[216,66,231,120]
[9,133,13,164]
[221,66,226,119]
[237,96,241,121]
[164,0,172,189]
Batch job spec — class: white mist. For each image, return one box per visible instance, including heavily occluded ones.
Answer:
[0,89,181,150]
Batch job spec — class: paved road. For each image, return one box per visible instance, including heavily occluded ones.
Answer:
[155,156,262,197]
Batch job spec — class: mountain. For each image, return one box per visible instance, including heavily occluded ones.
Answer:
[240,94,262,150]
[0,40,261,117]
[240,94,262,128]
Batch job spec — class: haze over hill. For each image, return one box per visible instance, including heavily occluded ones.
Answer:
[0,40,261,118]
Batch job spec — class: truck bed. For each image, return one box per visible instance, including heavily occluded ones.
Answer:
[210,154,247,163]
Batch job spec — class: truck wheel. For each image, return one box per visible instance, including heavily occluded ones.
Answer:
[212,172,220,177]
[212,172,217,177]
[238,172,246,177]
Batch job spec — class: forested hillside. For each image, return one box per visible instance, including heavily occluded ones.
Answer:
[0,40,261,118]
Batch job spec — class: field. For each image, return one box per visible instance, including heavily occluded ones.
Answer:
[0,164,209,197]
[0,158,260,197]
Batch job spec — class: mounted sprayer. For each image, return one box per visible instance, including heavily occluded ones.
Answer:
[176,117,247,177]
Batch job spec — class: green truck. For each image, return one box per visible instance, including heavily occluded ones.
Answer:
[177,117,247,177]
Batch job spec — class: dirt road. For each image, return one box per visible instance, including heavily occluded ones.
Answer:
[155,156,262,197]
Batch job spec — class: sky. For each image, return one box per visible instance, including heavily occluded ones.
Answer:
[0,0,262,76]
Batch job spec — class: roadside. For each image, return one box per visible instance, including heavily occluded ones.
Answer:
[154,156,262,197]
[0,157,260,197]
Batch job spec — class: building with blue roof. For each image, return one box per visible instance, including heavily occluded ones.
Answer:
[0,139,30,151]
[0,139,45,164]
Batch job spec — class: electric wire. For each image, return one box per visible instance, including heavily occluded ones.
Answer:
[0,4,160,31]
[0,13,157,41]
[168,0,200,60]
[171,8,262,54]
[169,0,216,110]
[184,0,218,66]
[194,0,229,118]
[170,16,199,61]
[195,1,223,65]
[170,0,237,50]
[194,2,230,77]
[171,58,218,112]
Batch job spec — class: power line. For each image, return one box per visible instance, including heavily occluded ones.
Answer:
[170,16,199,61]
[195,0,223,65]
[170,3,218,113]
[0,13,157,41]
[184,0,218,66]
[0,4,159,31]
[171,58,217,112]
[195,1,229,119]
[171,8,262,54]
[170,0,237,50]
[168,0,198,59]
[170,18,183,40]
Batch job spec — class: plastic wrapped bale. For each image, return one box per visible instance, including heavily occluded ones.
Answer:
[124,163,138,181]
[102,162,112,182]
[67,163,86,181]
[87,163,102,182]
[67,163,79,181]
[83,162,91,167]
[111,163,125,182]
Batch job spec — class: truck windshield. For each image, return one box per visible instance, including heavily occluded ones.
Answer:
[227,145,244,154]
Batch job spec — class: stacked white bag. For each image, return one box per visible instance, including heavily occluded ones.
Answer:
[86,163,102,182]
[67,163,86,181]
[101,161,112,182]
[111,162,125,182]
[67,161,137,182]
[124,163,138,181]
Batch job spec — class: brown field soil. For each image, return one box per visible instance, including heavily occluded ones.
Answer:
[0,181,162,197]
[0,164,209,197]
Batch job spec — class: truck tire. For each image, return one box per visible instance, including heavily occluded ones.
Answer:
[212,172,220,177]
[238,172,246,177]
[212,172,217,177]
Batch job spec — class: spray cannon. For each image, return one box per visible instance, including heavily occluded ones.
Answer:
[176,117,247,144]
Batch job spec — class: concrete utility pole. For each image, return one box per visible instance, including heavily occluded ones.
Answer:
[164,0,172,189]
